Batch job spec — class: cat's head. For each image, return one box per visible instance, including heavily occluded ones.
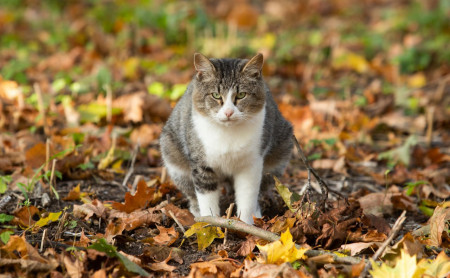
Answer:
[192,53,266,126]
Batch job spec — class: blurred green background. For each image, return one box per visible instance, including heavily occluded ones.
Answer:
[0,0,449,109]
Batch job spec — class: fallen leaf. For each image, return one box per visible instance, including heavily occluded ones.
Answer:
[34,211,62,229]
[73,199,106,220]
[63,183,81,201]
[153,225,179,246]
[257,228,308,265]
[415,251,450,278]
[370,249,417,278]
[13,206,40,227]
[184,222,224,250]
[109,207,161,231]
[63,255,83,278]
[112,179,160,213]
[340,242,381,256]
[161,203,195,226]
[2,235,47,263]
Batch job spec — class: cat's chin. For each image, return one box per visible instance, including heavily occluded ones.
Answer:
[217,118,240,126]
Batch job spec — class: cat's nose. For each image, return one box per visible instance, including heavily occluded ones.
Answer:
[224,109,234,118]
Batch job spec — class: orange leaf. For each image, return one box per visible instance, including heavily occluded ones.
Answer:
[153,226,179,246]
[112,179,158,213]
[13,206,40,227]
[63,183,81,201]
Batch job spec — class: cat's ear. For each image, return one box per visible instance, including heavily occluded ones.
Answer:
[194,53,215,79]
[242,53,264,78]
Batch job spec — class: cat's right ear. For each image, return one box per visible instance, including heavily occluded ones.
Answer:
[194,53,215,80]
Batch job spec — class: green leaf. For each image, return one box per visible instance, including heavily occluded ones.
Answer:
[0,175,12,194]
[169,83,187,100]
[0,231,13,244]
[78,103,122,123]
[148,82,165,97]
[0,214,14,223]
[378,135,417,166]
[88,238,149,276]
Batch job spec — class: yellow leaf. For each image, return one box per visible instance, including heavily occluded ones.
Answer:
[34,211,62,228]
[123,57,140,80]
[332,51,370,73]
[98,139,116,170]
[184,222,224,250]
[257,228,308,264]
[414,251,450,278]
[407,73,426,88]
[370,249,417,278]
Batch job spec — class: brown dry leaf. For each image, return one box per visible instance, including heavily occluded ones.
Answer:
[161,203,195,226]
[147,251,176,272]
[63,255,84,278]
[0,79,21,100]
[109,207,161,231]
[73,199,106,220]
[141,245,184,264]
[358,192,393,217]
[112,179,158,213]
[227,2,258,29]
[188,260,238,278]
[362,214,391,235]
[153,225,179,246]
[243,260,308,278]
[385,233,424,259]
[113,92,172,122]
[13,205,40,227]
[2,235,47,263]
[63,183,81,201]
[104,221,126,243]
[340,242,381,256]
[77,231,92,247]
[237,236,257,257]
[428,205,449,247]
[91,269,106,278]
[130,124,161,147]
[25,142,53,169]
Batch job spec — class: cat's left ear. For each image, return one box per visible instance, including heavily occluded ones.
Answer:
[242,53,264,78]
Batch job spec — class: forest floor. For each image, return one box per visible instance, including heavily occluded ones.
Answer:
[0,1,449,277]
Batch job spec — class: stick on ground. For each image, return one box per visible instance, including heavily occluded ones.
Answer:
[196,216,367,265]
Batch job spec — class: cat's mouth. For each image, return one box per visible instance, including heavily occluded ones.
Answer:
[218,117,239,125]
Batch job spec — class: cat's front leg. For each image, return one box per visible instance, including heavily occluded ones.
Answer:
[192,166,221,217]
[234,160,263,224]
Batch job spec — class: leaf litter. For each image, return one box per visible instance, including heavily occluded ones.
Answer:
[0,0,449,277]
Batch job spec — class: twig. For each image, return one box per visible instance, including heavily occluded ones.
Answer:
[104,84,113,124]
[40,229,47,253]
[46,138,50,172]
[122,143,139,189]
[195,216,367,265]
[359,210,407,277]
[293,136,349,209]
[223,203,235,245]
[34,83,49,135]
[169,210,185,233]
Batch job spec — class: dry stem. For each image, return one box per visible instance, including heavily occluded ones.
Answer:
[196,216,366,265]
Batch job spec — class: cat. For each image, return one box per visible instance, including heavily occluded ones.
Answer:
[159,53,293,224]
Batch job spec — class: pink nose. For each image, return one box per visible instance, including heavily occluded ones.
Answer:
[224,109,234,118]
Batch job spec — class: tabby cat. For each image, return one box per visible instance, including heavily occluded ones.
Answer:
[160,53,293,224]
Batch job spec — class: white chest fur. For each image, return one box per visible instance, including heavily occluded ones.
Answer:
[192,108,265,175]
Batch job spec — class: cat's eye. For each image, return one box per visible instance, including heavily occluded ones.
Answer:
[236,92,247,99]
[211,92,221,99]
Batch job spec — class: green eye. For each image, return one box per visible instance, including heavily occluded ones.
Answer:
[212,92,221,99]
[236,92,246,99]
